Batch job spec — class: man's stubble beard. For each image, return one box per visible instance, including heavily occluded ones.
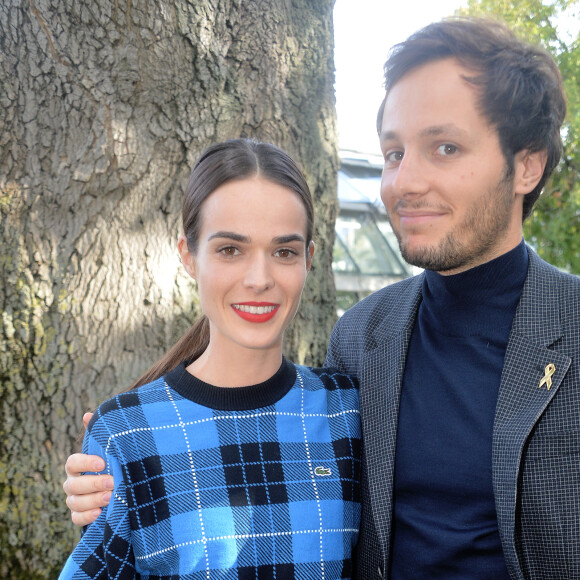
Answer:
[391,168,516,273]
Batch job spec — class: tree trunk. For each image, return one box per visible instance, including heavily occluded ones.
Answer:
[0,0,338,576]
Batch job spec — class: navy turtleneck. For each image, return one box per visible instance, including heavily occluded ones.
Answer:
[390,240,529,579]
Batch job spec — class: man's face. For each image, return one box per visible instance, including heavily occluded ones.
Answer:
[379,58,526,275]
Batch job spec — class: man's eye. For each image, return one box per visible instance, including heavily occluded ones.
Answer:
[384,150,404,163]
[437,144,458,156]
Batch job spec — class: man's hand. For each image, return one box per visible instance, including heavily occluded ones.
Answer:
[63,412,114,526]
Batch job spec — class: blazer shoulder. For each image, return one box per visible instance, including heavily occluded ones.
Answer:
[337,274,423,329]
[526,248,580,306]
[327,275,422,372]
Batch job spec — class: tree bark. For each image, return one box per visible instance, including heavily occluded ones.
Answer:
[0,0,338,576]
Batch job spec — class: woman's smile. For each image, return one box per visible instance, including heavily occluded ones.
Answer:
[232,302,280,322]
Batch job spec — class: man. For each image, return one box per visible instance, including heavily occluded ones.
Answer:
[64,18,579,579]
[324,18,577,579]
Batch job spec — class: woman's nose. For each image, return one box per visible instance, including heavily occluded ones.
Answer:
[243,254,274,291]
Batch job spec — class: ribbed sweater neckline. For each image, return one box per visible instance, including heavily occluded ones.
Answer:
[420,239,528,337]
[164,356,297,411]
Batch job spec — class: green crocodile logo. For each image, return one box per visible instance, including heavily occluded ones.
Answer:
[315,466,331,476]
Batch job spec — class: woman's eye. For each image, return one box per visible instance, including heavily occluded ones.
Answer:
[437,143,458,156]
[275,248,297,259]
[219,246,240,256]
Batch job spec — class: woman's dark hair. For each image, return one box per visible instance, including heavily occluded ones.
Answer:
[127,139,314,390]
[376,17,567,220]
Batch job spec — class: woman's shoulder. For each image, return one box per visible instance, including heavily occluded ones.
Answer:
[294,364,359,391]
[87,376,173,432]
[291,365,360,426]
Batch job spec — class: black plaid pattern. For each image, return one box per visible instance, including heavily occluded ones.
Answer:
[238,563,295,579]
[333,438,361,502]
[221,442,288,507]
[125,456,170,527]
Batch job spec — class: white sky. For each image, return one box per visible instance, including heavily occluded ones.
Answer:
[334,0,467,155]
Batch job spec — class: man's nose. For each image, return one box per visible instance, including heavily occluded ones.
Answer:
[390,152,430,197]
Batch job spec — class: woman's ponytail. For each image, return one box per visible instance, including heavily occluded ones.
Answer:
[126,316,210,391]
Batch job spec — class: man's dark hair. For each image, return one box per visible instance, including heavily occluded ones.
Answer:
[376,18,567,220]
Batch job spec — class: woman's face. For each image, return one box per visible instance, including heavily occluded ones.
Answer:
[179,176,314,356]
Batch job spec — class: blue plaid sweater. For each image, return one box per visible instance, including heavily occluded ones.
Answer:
[59,358,361,579]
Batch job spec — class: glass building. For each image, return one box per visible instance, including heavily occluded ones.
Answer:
[333,152,413,315]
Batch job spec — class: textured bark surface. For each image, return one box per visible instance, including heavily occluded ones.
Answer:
[0,1,338,576]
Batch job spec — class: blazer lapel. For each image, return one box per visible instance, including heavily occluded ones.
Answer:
[493,251,572,579]
[359,275,423,565]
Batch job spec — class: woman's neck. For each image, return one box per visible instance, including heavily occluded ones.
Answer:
[186,340,284,388]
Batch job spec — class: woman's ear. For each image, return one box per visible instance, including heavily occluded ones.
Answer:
[177,235,196,280]
[306,241,315,272]
[513,149,547,195]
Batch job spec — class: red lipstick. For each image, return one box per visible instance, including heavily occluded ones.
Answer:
[232,302,279,323]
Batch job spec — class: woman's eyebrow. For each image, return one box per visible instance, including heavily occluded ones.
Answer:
[208,232,306,244]
[207,231,250,243]
[273,234,305,244]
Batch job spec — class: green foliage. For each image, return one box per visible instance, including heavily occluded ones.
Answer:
[460,0,580,273]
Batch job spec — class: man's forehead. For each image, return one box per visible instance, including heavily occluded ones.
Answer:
[380,123,472,144]
[385,57,478,101]
[387,55,476,88]
[379,59,484,135]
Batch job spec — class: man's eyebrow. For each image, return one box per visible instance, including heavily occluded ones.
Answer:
[379,130,398,145]
[419,124,468,139]
[380,124,469,144]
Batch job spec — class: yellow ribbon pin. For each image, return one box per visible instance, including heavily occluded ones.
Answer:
[538,363,555,390]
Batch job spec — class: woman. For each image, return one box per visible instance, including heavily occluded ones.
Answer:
[59,139,361,579]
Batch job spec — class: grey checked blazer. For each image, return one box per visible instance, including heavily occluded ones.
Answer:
[325,248,580,579]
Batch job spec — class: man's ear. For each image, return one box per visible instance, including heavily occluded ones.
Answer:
[306,241,315,272]
[177,235,196,280]
[513,149,547,195]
